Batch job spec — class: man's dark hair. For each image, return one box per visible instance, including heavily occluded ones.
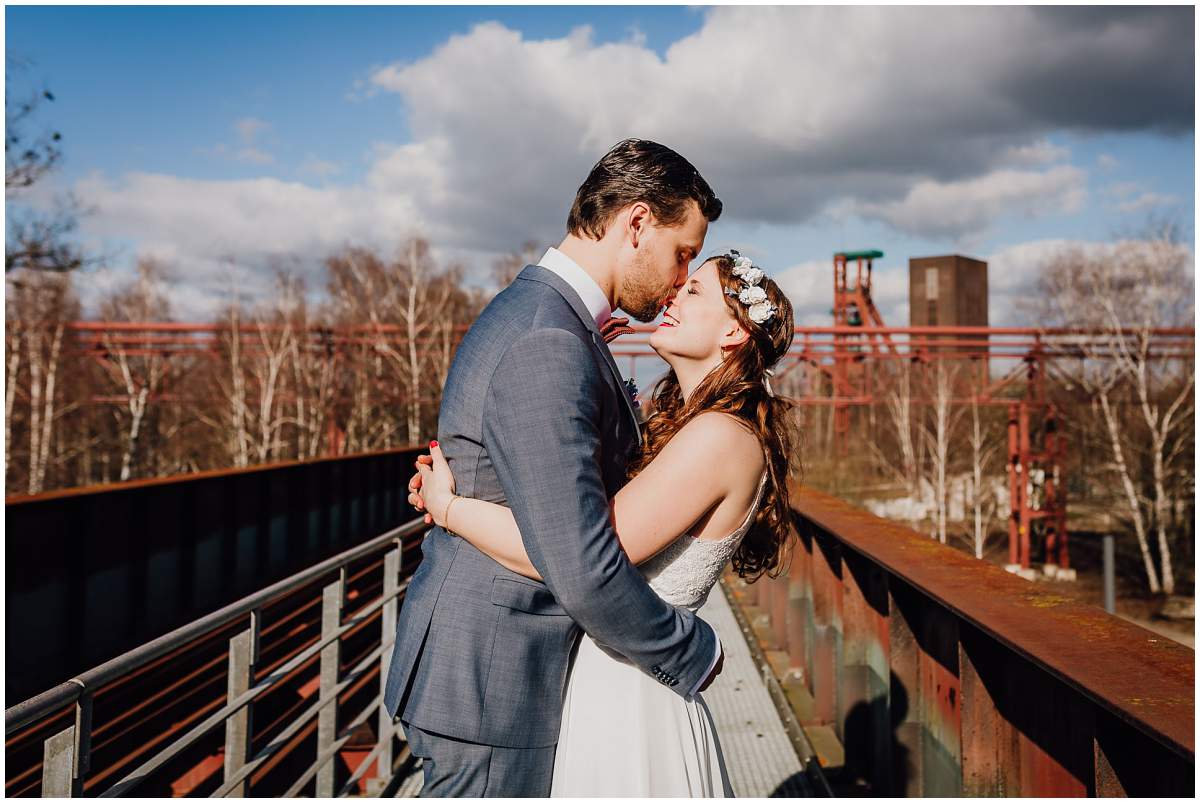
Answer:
[567,139,722,240]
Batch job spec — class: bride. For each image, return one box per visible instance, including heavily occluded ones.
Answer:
[412,251,799,797]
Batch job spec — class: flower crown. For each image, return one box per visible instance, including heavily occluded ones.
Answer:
[722,250,776,324]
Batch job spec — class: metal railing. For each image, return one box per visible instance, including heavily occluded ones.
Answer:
[745,486,1194,797]
[6,517,430,797]
[6,446,422,705]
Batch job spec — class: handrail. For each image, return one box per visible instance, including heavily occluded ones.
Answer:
[6,517,431,798]
[751,485,1194,796]
[5,445,423,505]
[796,488,1193,758]
[6,517,426,735]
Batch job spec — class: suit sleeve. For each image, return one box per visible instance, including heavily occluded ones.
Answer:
[481,327,717,697]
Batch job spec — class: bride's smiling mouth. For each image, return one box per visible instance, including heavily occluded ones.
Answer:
[659,312,681,328]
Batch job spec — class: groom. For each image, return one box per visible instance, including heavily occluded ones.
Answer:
[383,139,725,797]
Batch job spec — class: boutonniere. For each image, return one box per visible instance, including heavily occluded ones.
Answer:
[623,378,640,409]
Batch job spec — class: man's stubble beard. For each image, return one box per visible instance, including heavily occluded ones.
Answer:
[620,251,670,323]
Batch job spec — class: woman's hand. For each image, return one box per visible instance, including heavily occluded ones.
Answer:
[416,442,458,529]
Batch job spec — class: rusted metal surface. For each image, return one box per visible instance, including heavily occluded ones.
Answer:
[735,485,1193,796]
[6,447,422,702]
[794,486,1193,757]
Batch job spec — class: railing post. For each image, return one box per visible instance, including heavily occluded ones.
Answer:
[224,611,259,797]
[785,529,812,679]
[1102,534,1116,614]
[810,532,843,727]
[840,551,891,793]
[41,692,91,798]
[370,542,402,794]
[316,573,345,797]
[42,725,75,797]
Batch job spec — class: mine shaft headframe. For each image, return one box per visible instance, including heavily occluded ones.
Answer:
[833,250,886,329]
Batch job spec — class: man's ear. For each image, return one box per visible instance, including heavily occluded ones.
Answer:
[626,201,651,248]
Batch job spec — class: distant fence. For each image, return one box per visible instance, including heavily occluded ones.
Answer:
[6,447,423,702]
[749,486,1193,796]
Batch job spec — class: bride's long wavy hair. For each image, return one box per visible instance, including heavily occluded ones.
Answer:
[627,254,801,581]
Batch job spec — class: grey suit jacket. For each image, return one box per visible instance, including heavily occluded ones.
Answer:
[383,264,718,748]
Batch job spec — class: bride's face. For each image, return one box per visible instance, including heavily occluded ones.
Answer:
[649,261,745,362]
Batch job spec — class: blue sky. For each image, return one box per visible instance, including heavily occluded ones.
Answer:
[6,6,707,185]
[5,5,1195,337]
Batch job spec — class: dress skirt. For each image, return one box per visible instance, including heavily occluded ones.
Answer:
[550,633,734,797]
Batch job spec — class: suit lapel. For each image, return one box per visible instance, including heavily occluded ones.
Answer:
[591,331,643,447]
[516,265,643,447]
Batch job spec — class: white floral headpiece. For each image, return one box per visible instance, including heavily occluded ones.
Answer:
[722,250,776,325]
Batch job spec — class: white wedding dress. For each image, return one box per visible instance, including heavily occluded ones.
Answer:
[550,470,769,797]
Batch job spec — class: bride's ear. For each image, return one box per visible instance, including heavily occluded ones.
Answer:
[719,321,750,350]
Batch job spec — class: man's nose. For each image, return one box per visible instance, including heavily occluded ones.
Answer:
[674,264,688,288]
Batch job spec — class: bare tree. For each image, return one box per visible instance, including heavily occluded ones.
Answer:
[5,60,62,192]
[966,390,1000,558]
[1033,222,1194,595]
[278,275,337,460]
[919,360,965,543]
[880,360,918,492]
[5,269,80,493]
[326,247,406,452]
[491,240,542,289]
[95,258,174,481]
[5,61,91,275]
[325,240,467,448]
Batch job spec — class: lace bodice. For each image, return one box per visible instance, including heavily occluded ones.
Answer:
[639,470,769,611]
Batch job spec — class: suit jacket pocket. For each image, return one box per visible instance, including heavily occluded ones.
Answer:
[490,576,568,616]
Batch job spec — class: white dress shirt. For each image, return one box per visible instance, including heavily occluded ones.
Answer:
[536,247,612,329]
[535,247,723,700]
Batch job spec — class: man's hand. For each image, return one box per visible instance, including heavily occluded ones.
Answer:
[696,648,725,694]
[599,315,634,344]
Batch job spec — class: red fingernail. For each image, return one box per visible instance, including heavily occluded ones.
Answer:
[430,440,438,448]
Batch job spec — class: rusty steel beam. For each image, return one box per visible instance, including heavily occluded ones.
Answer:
[742,487,1193,795]
[769,485,1194,796]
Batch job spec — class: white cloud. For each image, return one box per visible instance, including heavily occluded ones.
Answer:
[998,139,1071,167]
[775,256,913,328]
[70,170,428,318]
[774,237,1195,331]
[1097,153,1119,170]
[356,6,1184,242]
[1100,181,1181,213]
[236,147,274,165]
[234,117,270,144]
[851,166,1087,241]
[299,155,341,178]
[50,7,1190,317]
[774,259,832,327]
[1116,191,1181,213]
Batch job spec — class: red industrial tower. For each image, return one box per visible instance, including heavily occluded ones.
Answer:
[831,250,896,448]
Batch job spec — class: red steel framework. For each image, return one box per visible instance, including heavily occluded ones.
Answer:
[26,260,1194,573]
[610,251,1192,574]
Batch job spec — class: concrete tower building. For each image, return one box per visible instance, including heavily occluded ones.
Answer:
[909,254,988,328]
